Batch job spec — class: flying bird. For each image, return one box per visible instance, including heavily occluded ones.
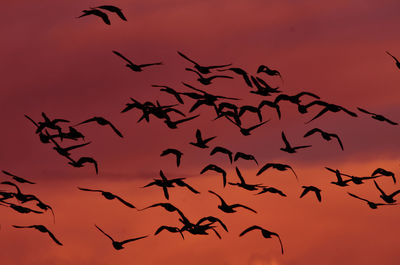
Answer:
[357,107,398,125]
[67,156,98,174]
[209,190,257,213]
[164,115,199,129]
[95,225,148,250]
[96,5,127,21]
[13,225,62,245]
[77,9,110,25]
[371,168,396,184]
[185,68,233,85]
[75,116,123,137]
[257,163,298,181]
[325,167,352,187]
[1,170,35,184]
[234,152,258,165]
[280,131,311,153]
[386,51,400,70]
[78,187,135,208]
[218,67,253,87]
[257,65,283,81]
[347,192,396,209]
[229,167,263,191]
[113,50,162,72]
[200,164,227,187]
[373,180,400,204]
[190,129,216,148]
[160,148,183,167]
[304,100,357,124]
[210,146,233,164]
[177,51,231,74]
[300,186,322,202]
[239,225,284,254]
[303,128,344,150]
[256,187,287,197]
[152,85,184,104]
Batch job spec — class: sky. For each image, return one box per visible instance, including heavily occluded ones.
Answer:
[1,0,400,264]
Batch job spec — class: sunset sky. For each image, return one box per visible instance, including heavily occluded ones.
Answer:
[1,1,400,264]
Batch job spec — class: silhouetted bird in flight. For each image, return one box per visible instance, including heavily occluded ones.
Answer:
[218,67,253,87]
[113,50,162,72]
[227,117,270,136]
[280,131,311,153]
[152,85,184,104]
[155,226,184,239]
[274,92,320,105]
[185,68,233,85]
[56,126,85,141]
[190,129,216,148]
[257,65,283,81]
[371,168,396,184]
[48,135,91,158]
[256,187,287,197]
[177,51,231,74]
[78,187,135,208]
[303,128,344,150]
[13,225,62,245]
[305,100,357,123]
[373,180,400,204]
[95,5,127,21]
[95,225,148,250]
[160,148,183,167]
[210,146,233,164]
[250,76,280,96]
[25,113,69,135]
[234,152,258,165]
[208,190,257,213]
[67,156,98,174]
[75,116,123,137]
[386,51,400,70]
[1,170,35,184]
[239,105,263,122]
[139,202,182,213]
[24,114,59,143]
[200,164,227,187]
[300,186,322,202]
[347,192,396,209]
[325,167,351,187]
[0,201,43,214]
[229,167,263,191]
[164,115,199,129]
[257,163,298,181]
[357,107,398,125]
[77,9,110,25]
[258,100,281,119]
[239,225,284,254]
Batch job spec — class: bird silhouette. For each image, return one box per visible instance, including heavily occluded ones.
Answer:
[1,170,35,184]
[160,148,183,167]
[274,92,320,105]
[373,180,400,204]
[113,50,162,72]
[257,65,283,81]
[210,146,233,164]
[386,51,400,70]
[95,5,127,21]
[239,225,284,254]
[0,201,43,214]
[78,187,135,208]
[229,167,263,191]
[371,168,396,184]
[164,115,199,129]
[227,117,270,136]
[48,135,91,158]
[300,186,322,202]
[13,225,62,245]
[209,190,257,213]
[190,129,216,148]
[77,9,110,25]
[177,51,231,74]
[325,167,352,187]
[154,226,184,239]
[357,107,398,125]
[347,192,396,209]
[305,100,357,124]
[258,100,281,119]
[303,128,344,150]
[200,164,227,187]
[280,131,311,153]
[234,152,258,165]
[185,68,233,85]
[256,187,287,197]
[250,76,281,96]
[218,67,253,87]
[239,105,263,122]
[152,85,184,104]
[257,163,298,181]
[67,156,98,174]
[95,225,148,250]
[75,116,123,137]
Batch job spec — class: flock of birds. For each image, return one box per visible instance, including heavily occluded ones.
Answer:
[1,4,400,256]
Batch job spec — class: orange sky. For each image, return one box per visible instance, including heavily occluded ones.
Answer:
[1,1,400,264]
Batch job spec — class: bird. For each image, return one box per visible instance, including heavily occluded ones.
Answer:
[304,100,357,124]
[75,116,123,137]
[0,202,43,214]
[300,186,322,202]
[257,163,298,181]
[48,135,91,158]
[13,225,62,245]
[227,117,270,136]
[325,167,352,187]
[185,68,233,85]
[208,190,257,213]
[95,5,127,21]
[256,187,287,197]
[67,156,98,174]
[177,51,232,74]
[280,131,311,153]
[371,168,396,184]
[113,50,162,72]
[152,85,184,104]
[26,113,69,135]
[1,170,35,184]
[303,128,344,150]
[357,107,398,125]
[257,65,283,81]
[347,192,396,209]
[239,105,263,122]
[274,92,320,105]
[77,9,110,25]
[210,146,233,164]
[77,187,135,208]
[218,67,253,87]
[95,225,148,250]
[155,226,184,239]
[386,51,400,70]
[190,129,216,148]
[229,167,263,191]
[250,76,280,96]
[200,164,227,187]
[239,225,284,254]
[258,100,281,119]
[160,148,183,167]
[234,152,258,165]
[164,115,200,129]
[373,180,400,204]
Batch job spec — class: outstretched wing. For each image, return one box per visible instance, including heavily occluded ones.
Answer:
[120,235,148,245]
[112,50,134,65]
[239,225,262,236]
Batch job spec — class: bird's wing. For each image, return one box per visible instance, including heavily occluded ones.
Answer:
[24,114,39,127]
[299,188,309,198]
[64,141,91,151]
[373,180,385,196]
[115,195,135,208]
[256,163,272,176]
[46,230,63,246]
[175,180,200,194]
[107,122,123,137]
[347,192,368,202]
[139,62,163,68]
[78,187,103,193]
[357,107,373,115]
[303,128,321,137]
[231,204,257,213]
[177,51,197,64]
[112,50,134,65]
[281,132,290,147]
[239,225,262,236]
[75,117,97,126]
[332,134,344,150]
[95,225,114,242]
[120,235,148,245]
[305,108,329,124]
[208,190,225,204]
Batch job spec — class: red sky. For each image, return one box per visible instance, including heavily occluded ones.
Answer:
[1,1,400,264]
